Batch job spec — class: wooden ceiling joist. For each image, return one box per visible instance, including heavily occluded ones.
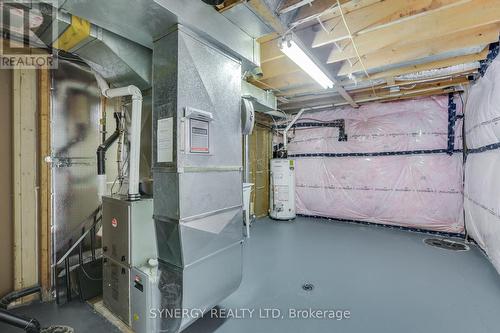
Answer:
[261,71,318,89]
[366,47,489,81]
[291,0,377,27]
[280,76,469,110]
[335,23,499,75]
[311,0,465,48]
[324,0,500,62]
[278,0,315,15]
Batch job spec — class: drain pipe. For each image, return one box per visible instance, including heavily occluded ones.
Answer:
[96,112,122,199]
[0,308,41,333]
[95,74,142,201]
[283,108,305,151]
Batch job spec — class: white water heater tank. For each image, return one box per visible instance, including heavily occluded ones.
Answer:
[270,158,296,220]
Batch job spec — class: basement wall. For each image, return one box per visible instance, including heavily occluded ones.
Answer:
[282,95,464,233]
[464,56,500,273]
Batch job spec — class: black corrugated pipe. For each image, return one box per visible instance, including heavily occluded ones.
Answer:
[97,112,121,175]
[0,285,40,309]
[0,308,41,333]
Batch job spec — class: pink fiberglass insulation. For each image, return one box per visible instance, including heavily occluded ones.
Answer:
[464,57,500,273]
[282,94,464,233]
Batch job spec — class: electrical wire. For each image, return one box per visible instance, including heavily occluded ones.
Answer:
[335,0,378,97]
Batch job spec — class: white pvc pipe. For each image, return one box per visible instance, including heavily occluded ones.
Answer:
[95,73,142,201]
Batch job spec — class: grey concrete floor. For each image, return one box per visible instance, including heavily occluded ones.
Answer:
[3,217,500,333]
[0,300,120,332]
[185,217,500,333]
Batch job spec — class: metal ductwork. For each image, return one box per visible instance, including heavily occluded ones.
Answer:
[152,25,243,332]
[38,12,152,90]
[56,0,260,69]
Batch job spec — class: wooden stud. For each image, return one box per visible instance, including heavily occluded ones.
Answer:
[38,68,52,301]
[13,69,39,298]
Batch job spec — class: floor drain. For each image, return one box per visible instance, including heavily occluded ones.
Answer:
[424,238,469,251]
[302,283,314,291]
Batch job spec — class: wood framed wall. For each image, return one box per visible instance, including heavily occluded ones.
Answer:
[249,120,273,218]
[12,69,39,298]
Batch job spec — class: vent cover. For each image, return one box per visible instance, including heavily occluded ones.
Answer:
[424,238,469,251]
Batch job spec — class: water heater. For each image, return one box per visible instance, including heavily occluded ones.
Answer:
[270,158,296,220]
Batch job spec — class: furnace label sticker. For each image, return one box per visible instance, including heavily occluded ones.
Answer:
[190,118,209,153]
[157,117,173,163]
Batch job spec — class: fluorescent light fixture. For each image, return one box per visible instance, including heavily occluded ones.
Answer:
[279,39,334,89]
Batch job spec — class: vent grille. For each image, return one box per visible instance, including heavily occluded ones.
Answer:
[424,238,469,251]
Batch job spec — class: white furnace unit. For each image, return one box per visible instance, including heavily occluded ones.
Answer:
[270,158,296,220]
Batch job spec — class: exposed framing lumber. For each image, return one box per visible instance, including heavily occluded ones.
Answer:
[13,69,39,297]
[278,0,315,15]
[261,71,317,89]
[248,0,286,33]
[311,0,466,48]
[335,23,499,74]
[215,0,245,12]
[261,57,302,80]
[366,48,489,80]
[291,0,362,26]
[250,0,358,106]
[280,76,469,110]
[38,68,52,301]
[325,0,500,60]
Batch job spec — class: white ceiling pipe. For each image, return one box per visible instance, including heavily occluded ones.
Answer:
[95,73,143,201]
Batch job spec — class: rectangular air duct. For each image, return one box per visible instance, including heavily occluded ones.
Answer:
[152,25,243,332]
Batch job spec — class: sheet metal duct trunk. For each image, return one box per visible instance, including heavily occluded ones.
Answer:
[152,26,243,332]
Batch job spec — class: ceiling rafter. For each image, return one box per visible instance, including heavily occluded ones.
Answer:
[336,23,499,75]
[311,0,467,48]
[325,0,500,60]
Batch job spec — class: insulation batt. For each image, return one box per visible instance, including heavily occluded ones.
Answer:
[465,57,500,273]
[281,95,464,233]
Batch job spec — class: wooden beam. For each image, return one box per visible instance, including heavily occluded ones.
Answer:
[280,76,469,109]
[278,0,314,15]
[291,0,371,26]
[261,57,302,80]
[312,0,466,48]
[13,69,38,298]
[261,38,284,64]
[367,47,489,80]
[335,23,499,74]
[216,0,245,12]
[38,68,52,301]
[261,71,317,89]
[248,0,286,33]
[324,0,500,61]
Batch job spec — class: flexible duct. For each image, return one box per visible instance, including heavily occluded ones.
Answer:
[95,73,142,201]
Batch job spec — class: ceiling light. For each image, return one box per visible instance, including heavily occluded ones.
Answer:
[279,37,334,89]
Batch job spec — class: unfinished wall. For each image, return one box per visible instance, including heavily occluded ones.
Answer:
[284,95,464,233]
[464,55,500,273]
[249,124,272,217]
[0,69,13,296]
